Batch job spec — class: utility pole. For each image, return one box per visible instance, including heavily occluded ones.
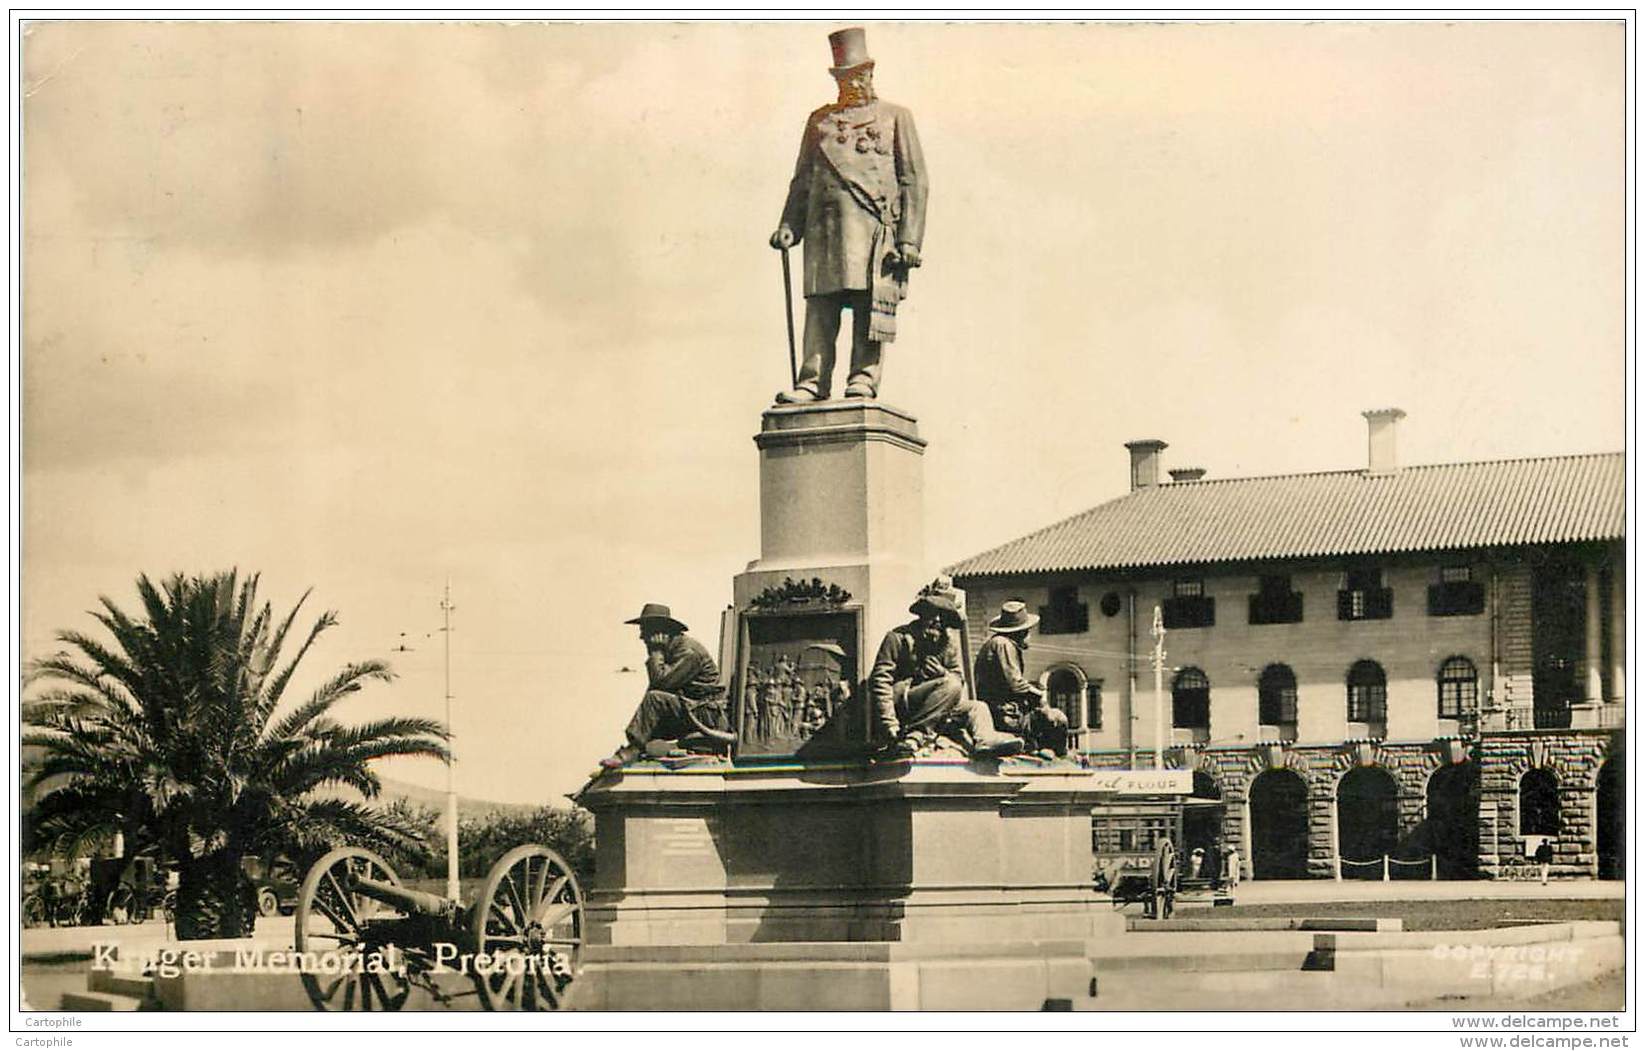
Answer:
[1151,605,1166,770]
[441,579,459,901]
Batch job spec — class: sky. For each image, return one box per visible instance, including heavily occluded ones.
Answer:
[20,20,1626,804]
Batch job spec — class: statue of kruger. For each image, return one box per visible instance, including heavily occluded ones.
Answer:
[770,27,929,404]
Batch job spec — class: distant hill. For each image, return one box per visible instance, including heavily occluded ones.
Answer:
[369,776,546,820]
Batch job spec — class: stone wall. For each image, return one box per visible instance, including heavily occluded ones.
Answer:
[1475,730,1621,878]
[1084,729,1620,880]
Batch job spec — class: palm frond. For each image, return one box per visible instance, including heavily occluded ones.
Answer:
[251,601,329,732]
[262,660,394,744]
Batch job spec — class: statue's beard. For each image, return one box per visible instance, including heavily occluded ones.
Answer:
[837,83,876,106]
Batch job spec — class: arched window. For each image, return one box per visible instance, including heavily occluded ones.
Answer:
[1258,663,1298,725]
[1172,667,1210,729]
[1437,656,1479,719]
[1519,768,1560,837]
[1047,667,1084,729]
[1346,660,1387,723]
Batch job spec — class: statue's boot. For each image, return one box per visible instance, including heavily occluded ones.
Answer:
[972,734,1025,759]
[776,387,822,404]
[843,382,876,399]
[598,743,643,769]
[871,738,917,762]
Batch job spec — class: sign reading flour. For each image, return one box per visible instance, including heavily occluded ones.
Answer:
[1085,770,1193,795]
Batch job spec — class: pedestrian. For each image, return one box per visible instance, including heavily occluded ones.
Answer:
[1223,845,1241,891]
[1535,839,1554,885]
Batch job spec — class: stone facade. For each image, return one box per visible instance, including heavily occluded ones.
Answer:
[956,541,1625,880]
[1079,731,1621,880]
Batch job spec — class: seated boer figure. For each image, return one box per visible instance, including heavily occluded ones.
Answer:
[600,603,733,769]
[973,600,1069,758]
[867,591,1023,760]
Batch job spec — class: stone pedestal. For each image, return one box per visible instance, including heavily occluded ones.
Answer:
[734,401,928,661]
[575,760,1124,1009]
[571,399,1126,1009]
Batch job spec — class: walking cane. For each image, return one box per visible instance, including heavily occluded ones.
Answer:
[781,247,798,388]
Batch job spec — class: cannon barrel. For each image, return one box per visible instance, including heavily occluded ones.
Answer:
[347,875,456,918]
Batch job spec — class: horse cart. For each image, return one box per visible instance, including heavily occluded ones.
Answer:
[292,843,584,1011]
[1092,796,1234,919]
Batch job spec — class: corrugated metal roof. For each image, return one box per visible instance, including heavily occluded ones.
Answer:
[948,453,1625,578]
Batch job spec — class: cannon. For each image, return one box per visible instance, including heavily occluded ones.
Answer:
[292,844,584,1011]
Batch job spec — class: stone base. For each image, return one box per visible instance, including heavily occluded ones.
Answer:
[740,400,930,657]
[571,939,1096,1011]
[579,759,1125,947]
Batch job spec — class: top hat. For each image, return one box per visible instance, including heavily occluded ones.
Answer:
[624,602,688,633]
[909,592,963,629]
[988,600,1040,635]
[828,27,875,74]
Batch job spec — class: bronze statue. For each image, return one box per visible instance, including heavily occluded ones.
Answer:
[599,603,733,769]
[865,590,1023,760]
[770,27,929,403]
[974,601,1070,757]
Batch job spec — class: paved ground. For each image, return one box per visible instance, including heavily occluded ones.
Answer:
[1173,898,1622,931]
[22,881,1626,1012]
[24,879,1622,960]
[1222,879,1624,905]
[1405,969,1626,1012]
[19,960,88,1012]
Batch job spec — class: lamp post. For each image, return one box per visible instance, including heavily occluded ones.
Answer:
[1151,605,1166,770]
[440,579,459,901]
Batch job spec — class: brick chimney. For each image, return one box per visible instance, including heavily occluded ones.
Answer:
[1362,408,1406,475]
[1125,439,1168,490]
[1169,467,1207,483]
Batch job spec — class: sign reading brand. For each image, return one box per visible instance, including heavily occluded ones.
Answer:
[1084,770,1193,794]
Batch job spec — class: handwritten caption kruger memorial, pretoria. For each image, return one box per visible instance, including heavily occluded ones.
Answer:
[92,943,574,981]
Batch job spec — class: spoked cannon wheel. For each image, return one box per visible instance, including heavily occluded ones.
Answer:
[1150,839,1179,920]
[471,844,584,1011]
[293,847,413,1011]
[105,885,132,925]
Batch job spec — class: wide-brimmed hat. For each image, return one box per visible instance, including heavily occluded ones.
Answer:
[624,602,688,633]
[827,27,874,75]
[988,600,1040,635]
[908,592,963,628]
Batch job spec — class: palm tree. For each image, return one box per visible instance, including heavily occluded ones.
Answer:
[22,571,450,939]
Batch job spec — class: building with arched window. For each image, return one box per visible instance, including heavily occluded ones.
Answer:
[1346,660,1388,727]
[1171,667,1210,740]
[1257,664,1298,739]
[950,412,1622,880]
[1040,664,1103,751]
[1437,657,1479,719]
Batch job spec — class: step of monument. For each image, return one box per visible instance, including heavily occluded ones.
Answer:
[1090,949,1318,974]
[88,968,157,999]
[1130,916,1402,933]
[1096,929,1319,956]
[60,990,147,1012]
[1083,969,1399,1012]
